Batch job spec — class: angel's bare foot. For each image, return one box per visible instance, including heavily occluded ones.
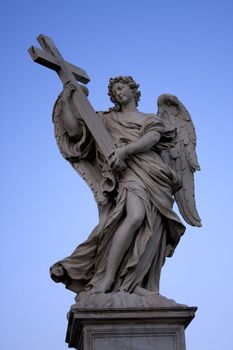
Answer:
[133,285,159,296]
[90,278,113,294]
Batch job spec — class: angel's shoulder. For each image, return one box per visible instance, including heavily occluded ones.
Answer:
[142,113,163,126]
[96,110,110,123]
[140,113,168,136]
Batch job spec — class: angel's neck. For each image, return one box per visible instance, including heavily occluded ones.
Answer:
[120,101,137,113]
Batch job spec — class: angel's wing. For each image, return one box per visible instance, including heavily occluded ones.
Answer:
[157,94,201,227]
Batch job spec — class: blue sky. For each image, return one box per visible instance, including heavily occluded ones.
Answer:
[1,1,233,349]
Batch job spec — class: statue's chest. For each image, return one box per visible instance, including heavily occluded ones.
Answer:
[103,112,145,144]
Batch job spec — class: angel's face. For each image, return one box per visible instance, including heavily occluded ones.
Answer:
[112,82,135,106]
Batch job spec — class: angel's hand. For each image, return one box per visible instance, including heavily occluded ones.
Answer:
[62,81,76,103]
[109,147,128,171]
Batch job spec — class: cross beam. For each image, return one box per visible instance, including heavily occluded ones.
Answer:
[29,45,90,84]
[28,34,115,160]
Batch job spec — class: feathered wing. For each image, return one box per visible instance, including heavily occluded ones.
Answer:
[157,94,201,227]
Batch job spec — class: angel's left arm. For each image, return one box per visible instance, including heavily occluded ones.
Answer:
[124,130,161,157]
[109,130,161,170]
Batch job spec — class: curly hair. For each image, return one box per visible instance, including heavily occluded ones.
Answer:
[108,76,141,111]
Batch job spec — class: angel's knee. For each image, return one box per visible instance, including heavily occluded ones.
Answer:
[126,192,145,230]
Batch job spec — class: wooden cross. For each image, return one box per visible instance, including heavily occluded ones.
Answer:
[28,34,115,161]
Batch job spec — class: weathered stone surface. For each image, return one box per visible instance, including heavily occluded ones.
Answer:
[66,306,197,350]
[74,291,186,308]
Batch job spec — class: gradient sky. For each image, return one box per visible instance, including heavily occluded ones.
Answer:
[2,1,233,349]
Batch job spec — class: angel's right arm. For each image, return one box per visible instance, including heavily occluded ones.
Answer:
[61,84,83,140]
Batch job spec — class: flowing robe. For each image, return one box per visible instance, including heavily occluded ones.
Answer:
[50,106,186,294]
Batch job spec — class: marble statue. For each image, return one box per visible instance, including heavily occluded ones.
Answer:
[29,35,201,302]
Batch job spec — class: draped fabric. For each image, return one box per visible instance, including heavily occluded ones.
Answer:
[50,110,186,293]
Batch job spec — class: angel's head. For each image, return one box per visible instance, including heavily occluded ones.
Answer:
[108,76,141,111]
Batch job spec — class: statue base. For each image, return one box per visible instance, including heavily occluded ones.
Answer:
[66,294,197,350]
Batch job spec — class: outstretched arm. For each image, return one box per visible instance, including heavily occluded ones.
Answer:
[110,130,161,170]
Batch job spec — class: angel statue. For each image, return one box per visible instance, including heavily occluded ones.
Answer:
[50,75,201,299]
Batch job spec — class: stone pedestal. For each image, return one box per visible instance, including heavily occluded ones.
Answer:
[66,304,197,350]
